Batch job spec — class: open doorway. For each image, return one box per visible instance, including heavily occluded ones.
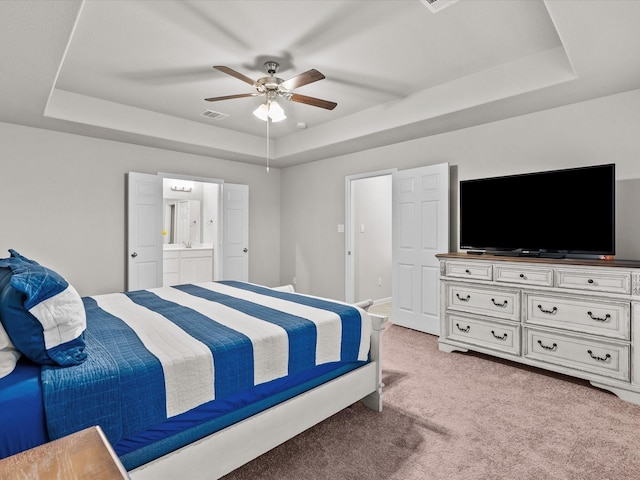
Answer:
[345,164,449,334]
[345,170,395,305]
[161,176,221,286]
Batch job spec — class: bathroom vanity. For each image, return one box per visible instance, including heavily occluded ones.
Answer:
[163,244,214,286]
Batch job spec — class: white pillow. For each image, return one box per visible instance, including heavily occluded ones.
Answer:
[272,284,295,293]
[0,321,21,379]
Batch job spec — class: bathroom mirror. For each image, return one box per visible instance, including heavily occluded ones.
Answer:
[162,179,218,246]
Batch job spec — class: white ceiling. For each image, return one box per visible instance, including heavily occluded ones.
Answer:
[2,0,640,168]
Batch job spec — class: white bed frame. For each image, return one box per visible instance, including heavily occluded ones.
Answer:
[129,297,387,480]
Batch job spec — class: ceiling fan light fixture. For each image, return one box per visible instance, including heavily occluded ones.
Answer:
[268,101,286,122]
[253,100,287,122]
[253,103,269,121]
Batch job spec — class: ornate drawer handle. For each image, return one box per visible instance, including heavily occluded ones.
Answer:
[456,293,470,302]
[491,298,508,308]
[537,304,558,315]
[491,330,508,341]
[587,311,611,322]
[456,323,470,333]
[537,340,558,351]
[587,350,611,362]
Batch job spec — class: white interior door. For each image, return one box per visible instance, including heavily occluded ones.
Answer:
[222,183,249,281]
[392,163,449,335]
[127,172,163,291]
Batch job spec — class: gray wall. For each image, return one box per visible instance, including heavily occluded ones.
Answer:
[280,88,640,301]
[0,123,281,296]
[3,88,640,301]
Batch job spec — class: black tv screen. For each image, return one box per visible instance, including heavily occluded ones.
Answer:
[459,164,615,257]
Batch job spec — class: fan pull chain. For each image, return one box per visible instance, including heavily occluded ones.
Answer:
[266,116,270,172]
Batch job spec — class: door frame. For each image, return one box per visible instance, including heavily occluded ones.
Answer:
[345,169,397,304]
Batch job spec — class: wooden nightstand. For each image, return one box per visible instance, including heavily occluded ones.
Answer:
[0,426,129,479]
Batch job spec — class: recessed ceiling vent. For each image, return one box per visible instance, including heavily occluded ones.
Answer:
[418,0,459,14]
[200,109,229,120]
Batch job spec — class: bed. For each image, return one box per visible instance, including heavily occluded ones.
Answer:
[0,250,386,479]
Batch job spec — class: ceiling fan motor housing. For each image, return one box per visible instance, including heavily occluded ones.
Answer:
[257,75,284,91]
[257,62,285,93]
[264,61,279,75]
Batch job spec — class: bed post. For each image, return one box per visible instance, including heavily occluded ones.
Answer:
[361,313,387,412]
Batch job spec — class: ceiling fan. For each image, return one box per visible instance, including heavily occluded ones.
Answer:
[205,61,337,118]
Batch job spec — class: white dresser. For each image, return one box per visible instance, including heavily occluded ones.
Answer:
[437,252,640,404]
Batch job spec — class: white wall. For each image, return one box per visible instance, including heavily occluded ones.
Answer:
[280,88,640,301]
[0,122,281,296]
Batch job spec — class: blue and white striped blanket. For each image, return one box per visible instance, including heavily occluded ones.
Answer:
[40,281,371,445]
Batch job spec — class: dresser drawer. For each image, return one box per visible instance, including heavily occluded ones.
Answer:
[524,328,630,381]
[494,264,554,287]
[445,261,492,281]
[523,292,630,340]
[446,313,520,355]
[555,268,631,294]
[446,283,520,321]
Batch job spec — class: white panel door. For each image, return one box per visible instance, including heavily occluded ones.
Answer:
[392,163,449,335]
[127,172,163,291]
[222,183,249,281]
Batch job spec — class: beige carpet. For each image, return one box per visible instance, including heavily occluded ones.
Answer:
[222,323,640,480]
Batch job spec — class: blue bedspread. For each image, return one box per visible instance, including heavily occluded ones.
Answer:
[40,281,370,447]
[0,359,47,458]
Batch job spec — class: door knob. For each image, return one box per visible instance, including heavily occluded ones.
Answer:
[131,252,138,258]
[243,248,248,253]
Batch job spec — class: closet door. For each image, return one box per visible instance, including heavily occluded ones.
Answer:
[392,163,449,335]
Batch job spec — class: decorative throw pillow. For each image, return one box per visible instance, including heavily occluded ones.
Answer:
[0,266,21,378]
[0,250,87,366]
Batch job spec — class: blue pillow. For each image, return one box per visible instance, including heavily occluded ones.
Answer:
[0,250,86,366]
[0,267,11,289]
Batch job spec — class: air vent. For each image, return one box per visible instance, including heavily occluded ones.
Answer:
[419,0,459,14]
[200,109,229,120]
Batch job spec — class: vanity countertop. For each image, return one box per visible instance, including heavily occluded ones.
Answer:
[163,243,213,252]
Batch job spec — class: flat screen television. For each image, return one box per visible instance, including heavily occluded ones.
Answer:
[459,163,615,258]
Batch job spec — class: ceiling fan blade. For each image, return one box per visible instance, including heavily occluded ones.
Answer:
[280,69,325,90]
[204,93,258,102]
[288,93,337,110]
[213,66,261,89]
